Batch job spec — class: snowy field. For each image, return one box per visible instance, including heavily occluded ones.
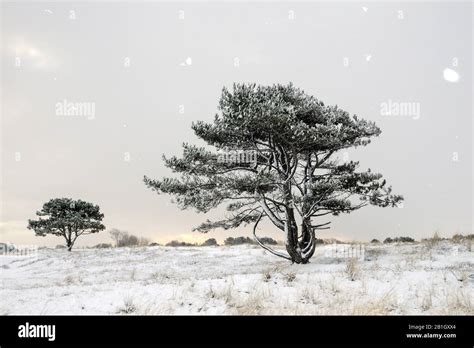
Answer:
[1,240,473,315]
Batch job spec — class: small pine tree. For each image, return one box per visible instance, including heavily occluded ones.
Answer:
[28,198,105,251]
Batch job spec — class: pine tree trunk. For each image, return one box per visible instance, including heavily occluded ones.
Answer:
[300,220,317,263]
[282,181,303,263]
[284,218,317,264]
[284,214,302,264]
[65,229,73,252]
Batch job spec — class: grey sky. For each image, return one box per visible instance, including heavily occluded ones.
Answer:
[1,1,472,247]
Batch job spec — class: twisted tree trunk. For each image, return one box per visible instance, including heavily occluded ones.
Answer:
[284,208,303,263]
[300,220,317,263]
[280,216,316,264]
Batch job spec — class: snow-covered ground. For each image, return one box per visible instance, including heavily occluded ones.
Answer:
[1,240,472,315]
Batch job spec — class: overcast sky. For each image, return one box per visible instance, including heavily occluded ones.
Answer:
[1,1,472,247]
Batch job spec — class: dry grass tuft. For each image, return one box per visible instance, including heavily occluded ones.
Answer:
[345,258,360,281]
[284,272,297,283]
[262,269,272,282]
[235,292,264,314]
[117,297,137,314]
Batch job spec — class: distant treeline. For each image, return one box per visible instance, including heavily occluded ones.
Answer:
[371,236,416,244]
[48,232,474,250]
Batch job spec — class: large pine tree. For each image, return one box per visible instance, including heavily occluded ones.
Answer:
[145,83,403,263]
